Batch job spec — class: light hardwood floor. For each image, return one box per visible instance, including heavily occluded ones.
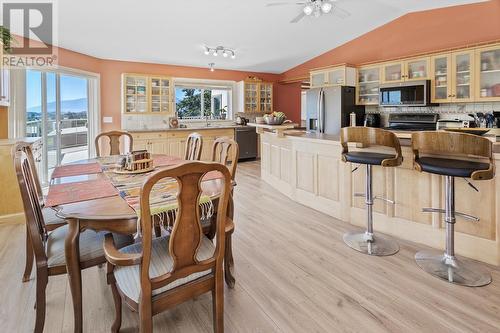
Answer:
[1,160,500,332]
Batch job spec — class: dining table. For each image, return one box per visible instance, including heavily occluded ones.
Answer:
[47,155,234,333]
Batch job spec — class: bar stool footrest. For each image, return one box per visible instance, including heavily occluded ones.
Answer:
[343,231,399,256]
[415,250,491,287]
[422,208,480,222]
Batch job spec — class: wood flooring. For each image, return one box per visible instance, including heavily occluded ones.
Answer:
[1,161,500,332]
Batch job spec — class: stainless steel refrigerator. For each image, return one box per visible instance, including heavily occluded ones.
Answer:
[306,86,365,135]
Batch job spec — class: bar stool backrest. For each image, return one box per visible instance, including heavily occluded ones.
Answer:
[411,131,495,180]
[340,127,403,167]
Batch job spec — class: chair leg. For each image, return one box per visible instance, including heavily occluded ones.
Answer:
[107,263,122,333]
[224,230,235,288]
[34,269,48,333]
[23,227,34,282]
[153,222,162,238]
[139,299,153,333]
[212,265,224,333]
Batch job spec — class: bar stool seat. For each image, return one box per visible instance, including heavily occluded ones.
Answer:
[415,157,490,178]
[345,152,396,165]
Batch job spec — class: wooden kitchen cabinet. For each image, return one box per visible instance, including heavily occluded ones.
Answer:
[356,65,381,105]
[237,78,273,113]
[309,65,356,88]
[475,44,500,101]
[431,50,474,103]
[122,73,174,115]
[381,57,430,83]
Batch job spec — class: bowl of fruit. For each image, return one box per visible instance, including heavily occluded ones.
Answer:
[264,112,286,125]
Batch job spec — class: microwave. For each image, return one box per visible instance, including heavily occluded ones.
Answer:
[379,80,434,107]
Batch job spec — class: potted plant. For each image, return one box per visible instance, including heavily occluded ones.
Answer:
[0,26,14,53]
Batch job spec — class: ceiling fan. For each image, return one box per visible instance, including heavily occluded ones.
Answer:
[266,0,350,23]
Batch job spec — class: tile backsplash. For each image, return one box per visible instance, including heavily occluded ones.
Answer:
[366,102,500,127]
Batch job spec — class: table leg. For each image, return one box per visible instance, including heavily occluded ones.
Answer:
[65,219,83,333]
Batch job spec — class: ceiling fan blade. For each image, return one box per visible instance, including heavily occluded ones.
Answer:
[290,12,306,23]
[331,5,351,19]
[266,2,305,6]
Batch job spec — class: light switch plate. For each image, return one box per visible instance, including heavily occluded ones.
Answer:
[103,117,113,123]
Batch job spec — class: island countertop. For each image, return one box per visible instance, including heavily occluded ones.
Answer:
[257,129,500,265]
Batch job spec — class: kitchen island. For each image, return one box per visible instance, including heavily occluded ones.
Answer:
[258,129,500,265]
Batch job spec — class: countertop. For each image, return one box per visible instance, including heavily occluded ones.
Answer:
[0,137,41,146]
[127,125,245,133]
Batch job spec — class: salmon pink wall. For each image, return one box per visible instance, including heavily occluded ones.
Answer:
[280,0,500,82]
[275,83,302,124]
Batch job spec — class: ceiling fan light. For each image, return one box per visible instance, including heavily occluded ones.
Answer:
[303,5,313,16]
[231,52,236,59]
[204,47,210,55]
[313,8,321,17]
[321,2,333,13]
[213,49,218,56]
[223,50,228,58]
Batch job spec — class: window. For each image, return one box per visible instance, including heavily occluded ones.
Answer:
[175,85,230,120]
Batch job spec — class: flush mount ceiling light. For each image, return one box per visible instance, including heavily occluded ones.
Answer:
[204,46,236,59]
[208,63,215,72]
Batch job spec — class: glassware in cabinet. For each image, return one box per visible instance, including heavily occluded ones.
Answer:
[477,47,500,100]
[259,83,272,112]
[383,63,403,83]
[431,55,450,101]
[453,52,473,101]
[245,83,258,112]
[406,59,428,80]
[124,75,148,113]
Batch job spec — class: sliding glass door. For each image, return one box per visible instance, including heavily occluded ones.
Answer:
[26,70,91,184]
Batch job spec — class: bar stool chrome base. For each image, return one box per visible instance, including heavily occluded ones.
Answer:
[415,250,491,287]
[343,231,399,256]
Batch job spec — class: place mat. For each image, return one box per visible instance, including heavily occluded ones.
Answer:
[153,155,184,167]
[45,179,118,207]
[51,162,102,179]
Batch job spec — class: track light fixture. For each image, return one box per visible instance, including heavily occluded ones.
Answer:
[204,46,236,59]
[208,63,215,72]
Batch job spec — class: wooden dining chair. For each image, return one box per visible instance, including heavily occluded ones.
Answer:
[14,149,134,333]
[12,142,67,283]
[185,132,203,161]
[95,130,133,157]
[209,137,239,287]
[104,161,232,332]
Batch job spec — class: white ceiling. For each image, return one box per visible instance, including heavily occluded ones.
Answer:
[56,0,485,74]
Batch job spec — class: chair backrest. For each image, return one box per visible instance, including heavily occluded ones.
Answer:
[412,131,495,180]
[95,131,133,157]
[211,137,239,180]
[138,162,231,295]
[12,142,44,206]
[14,150,48,264]
[184,132,203,161]
[340,126,403,167]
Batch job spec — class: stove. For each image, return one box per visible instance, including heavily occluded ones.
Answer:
[386,113,439,131]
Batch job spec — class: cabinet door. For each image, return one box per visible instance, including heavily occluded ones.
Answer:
[244,83,258,112]
[357,66,380,105]
[476,45,500,101]
[150,77,172,114]
[382,62,404,83]
[124,75,148,113]
[310,72,326,88]
[133,139,149,151]
[431,54,452,103]
[327,68,344,86]
[452,51,474,102]
[149,140,168,155]
[259,83,273,113]
[405,57,429,81]
[167,138,186,158]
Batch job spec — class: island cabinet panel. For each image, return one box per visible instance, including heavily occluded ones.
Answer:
[259,131,500,265]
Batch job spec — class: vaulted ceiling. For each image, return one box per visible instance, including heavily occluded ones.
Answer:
[52,0,485,73]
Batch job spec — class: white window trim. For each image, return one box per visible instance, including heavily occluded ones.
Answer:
[173,77,235,121]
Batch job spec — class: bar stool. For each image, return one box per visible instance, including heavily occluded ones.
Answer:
[412,131,495,287]
[341,127,403,256]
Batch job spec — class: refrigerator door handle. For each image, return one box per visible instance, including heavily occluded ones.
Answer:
[319,89,325,133]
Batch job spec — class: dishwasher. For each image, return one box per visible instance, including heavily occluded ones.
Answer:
[235,126,258,161]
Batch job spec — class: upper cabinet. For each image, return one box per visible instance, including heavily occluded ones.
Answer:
[309,65,356,88]
[476,45,500,101]
[431,50,475,103]
[356,65,381,105]
[237,78,273,113]
[122,73,174,114]
[0,44,10,107]
[381,57,430,83]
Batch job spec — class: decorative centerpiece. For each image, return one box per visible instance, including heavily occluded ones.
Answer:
[264,112,286,125]
[115,150,154,174]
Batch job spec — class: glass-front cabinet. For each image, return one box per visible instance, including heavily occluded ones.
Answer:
[309,65,356,88]
[430,51,474,103]
[259,83,273,113]
[356,66,380,105]
[382,62,403,83]
[244,82,259,112]
[381,57,429,83]
[406,58,429,80]
[476,45,500,101]
[311,72,326,88]
[124,75,148,113]
[122,74,173,114]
